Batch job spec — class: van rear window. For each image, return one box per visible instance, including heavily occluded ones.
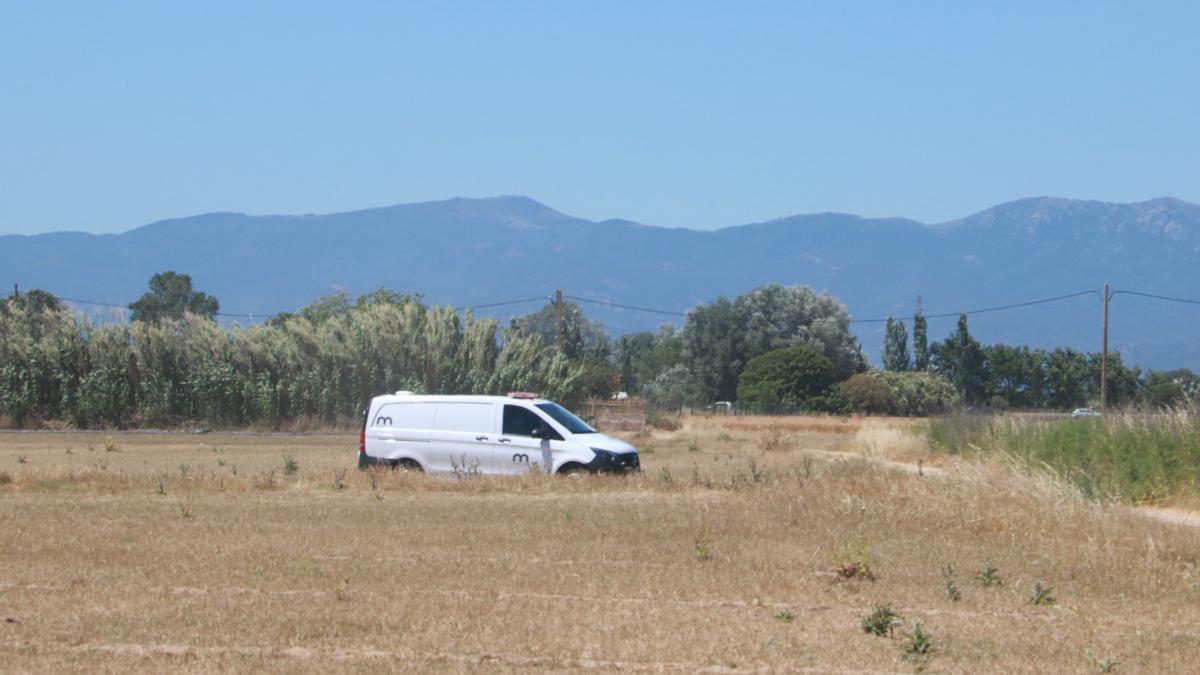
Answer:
[536,402,596,434]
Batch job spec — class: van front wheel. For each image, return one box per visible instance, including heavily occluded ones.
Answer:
[557,463,590,477]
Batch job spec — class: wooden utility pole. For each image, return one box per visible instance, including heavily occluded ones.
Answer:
[1101,283,1110,412]
[554,289,563,353]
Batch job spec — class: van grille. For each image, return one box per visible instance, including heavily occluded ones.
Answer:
[618,453,640,472]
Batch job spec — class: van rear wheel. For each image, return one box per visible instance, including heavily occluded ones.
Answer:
[391,459,423,473]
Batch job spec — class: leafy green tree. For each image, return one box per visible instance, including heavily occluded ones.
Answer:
[510,300,611,361]
[734,284,866,380]
[983,344,1046,409]
[680,297,745,403]
[1140,369,1200,408]
[1085,352,1140,407]
[931,315,987,404]
[736,345,836,411]
[128,272,219,323]
[614,325,682,393]
[2,288,63,315]
[643,363,706,409]
[1045,347,1088,409]
[912,314,930,371]
[680,284,866,404]
[883,318,910,371]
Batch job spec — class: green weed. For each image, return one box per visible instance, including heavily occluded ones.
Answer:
[861,603,901,637]
[942,563,962,601]
[1030,582,1056,605]
[900,621,933,666]
[693,525,713,561]
[976,559,1002,587]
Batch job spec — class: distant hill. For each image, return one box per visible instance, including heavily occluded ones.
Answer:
[3,195,1198,371]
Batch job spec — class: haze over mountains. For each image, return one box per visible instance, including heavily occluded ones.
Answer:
[3,196,1198,371]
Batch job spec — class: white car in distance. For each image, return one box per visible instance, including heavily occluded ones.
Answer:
[358,392,640,475]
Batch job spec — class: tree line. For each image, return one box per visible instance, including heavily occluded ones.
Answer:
[1,273,1196,428]
[878,314,1198,410]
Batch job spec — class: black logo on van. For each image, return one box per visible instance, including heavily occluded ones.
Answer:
[512,453,529,463]
[374,416,393,426]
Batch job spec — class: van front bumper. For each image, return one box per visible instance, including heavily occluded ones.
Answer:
[585,449,640,474]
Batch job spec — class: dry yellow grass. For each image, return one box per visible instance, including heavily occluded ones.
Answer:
[2,420,1199,673]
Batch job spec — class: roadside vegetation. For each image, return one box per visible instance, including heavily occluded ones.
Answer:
[927,408,1200,502]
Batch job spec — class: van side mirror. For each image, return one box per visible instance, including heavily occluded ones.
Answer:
[531,426,552,439]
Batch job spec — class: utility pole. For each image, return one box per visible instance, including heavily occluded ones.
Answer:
[554,289,563,354]
[1101,283,1110,412]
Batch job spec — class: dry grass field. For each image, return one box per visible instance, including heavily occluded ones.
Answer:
[2,416,1200,673]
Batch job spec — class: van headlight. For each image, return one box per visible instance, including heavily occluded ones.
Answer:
[590,448,617,462]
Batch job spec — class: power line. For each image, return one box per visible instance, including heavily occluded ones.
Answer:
[564,295,688,317]
[454,296,549,312]
[38,286,1198,326]
[917,290,1101,321]
[751,290,1100,325]
[1111,289,1200,306]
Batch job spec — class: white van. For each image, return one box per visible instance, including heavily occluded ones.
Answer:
[357,392,640,475]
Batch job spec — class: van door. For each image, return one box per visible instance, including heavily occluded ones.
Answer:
[495,404,562,474]
[428,402,497,474]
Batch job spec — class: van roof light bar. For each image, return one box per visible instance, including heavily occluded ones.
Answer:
[507,392,539,399]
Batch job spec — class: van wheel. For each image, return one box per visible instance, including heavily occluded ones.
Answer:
[558,464,589,477]
[391,459,423,473]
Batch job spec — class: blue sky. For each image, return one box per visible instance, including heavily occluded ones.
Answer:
[2,1,1197,235]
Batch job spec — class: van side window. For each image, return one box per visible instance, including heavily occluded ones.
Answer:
[503,405,561,440]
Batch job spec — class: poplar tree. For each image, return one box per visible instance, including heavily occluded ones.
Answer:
[932,314,987,404]
[912,314,930,371]
[883,318,911,371]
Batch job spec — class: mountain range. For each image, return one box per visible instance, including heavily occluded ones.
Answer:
[2,195,1198,371]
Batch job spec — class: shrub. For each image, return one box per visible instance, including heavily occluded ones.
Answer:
[841,370,957,417]
[736,345,835,411]
[839,373,892,414]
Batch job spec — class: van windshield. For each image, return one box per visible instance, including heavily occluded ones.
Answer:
[536,402,596,434]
